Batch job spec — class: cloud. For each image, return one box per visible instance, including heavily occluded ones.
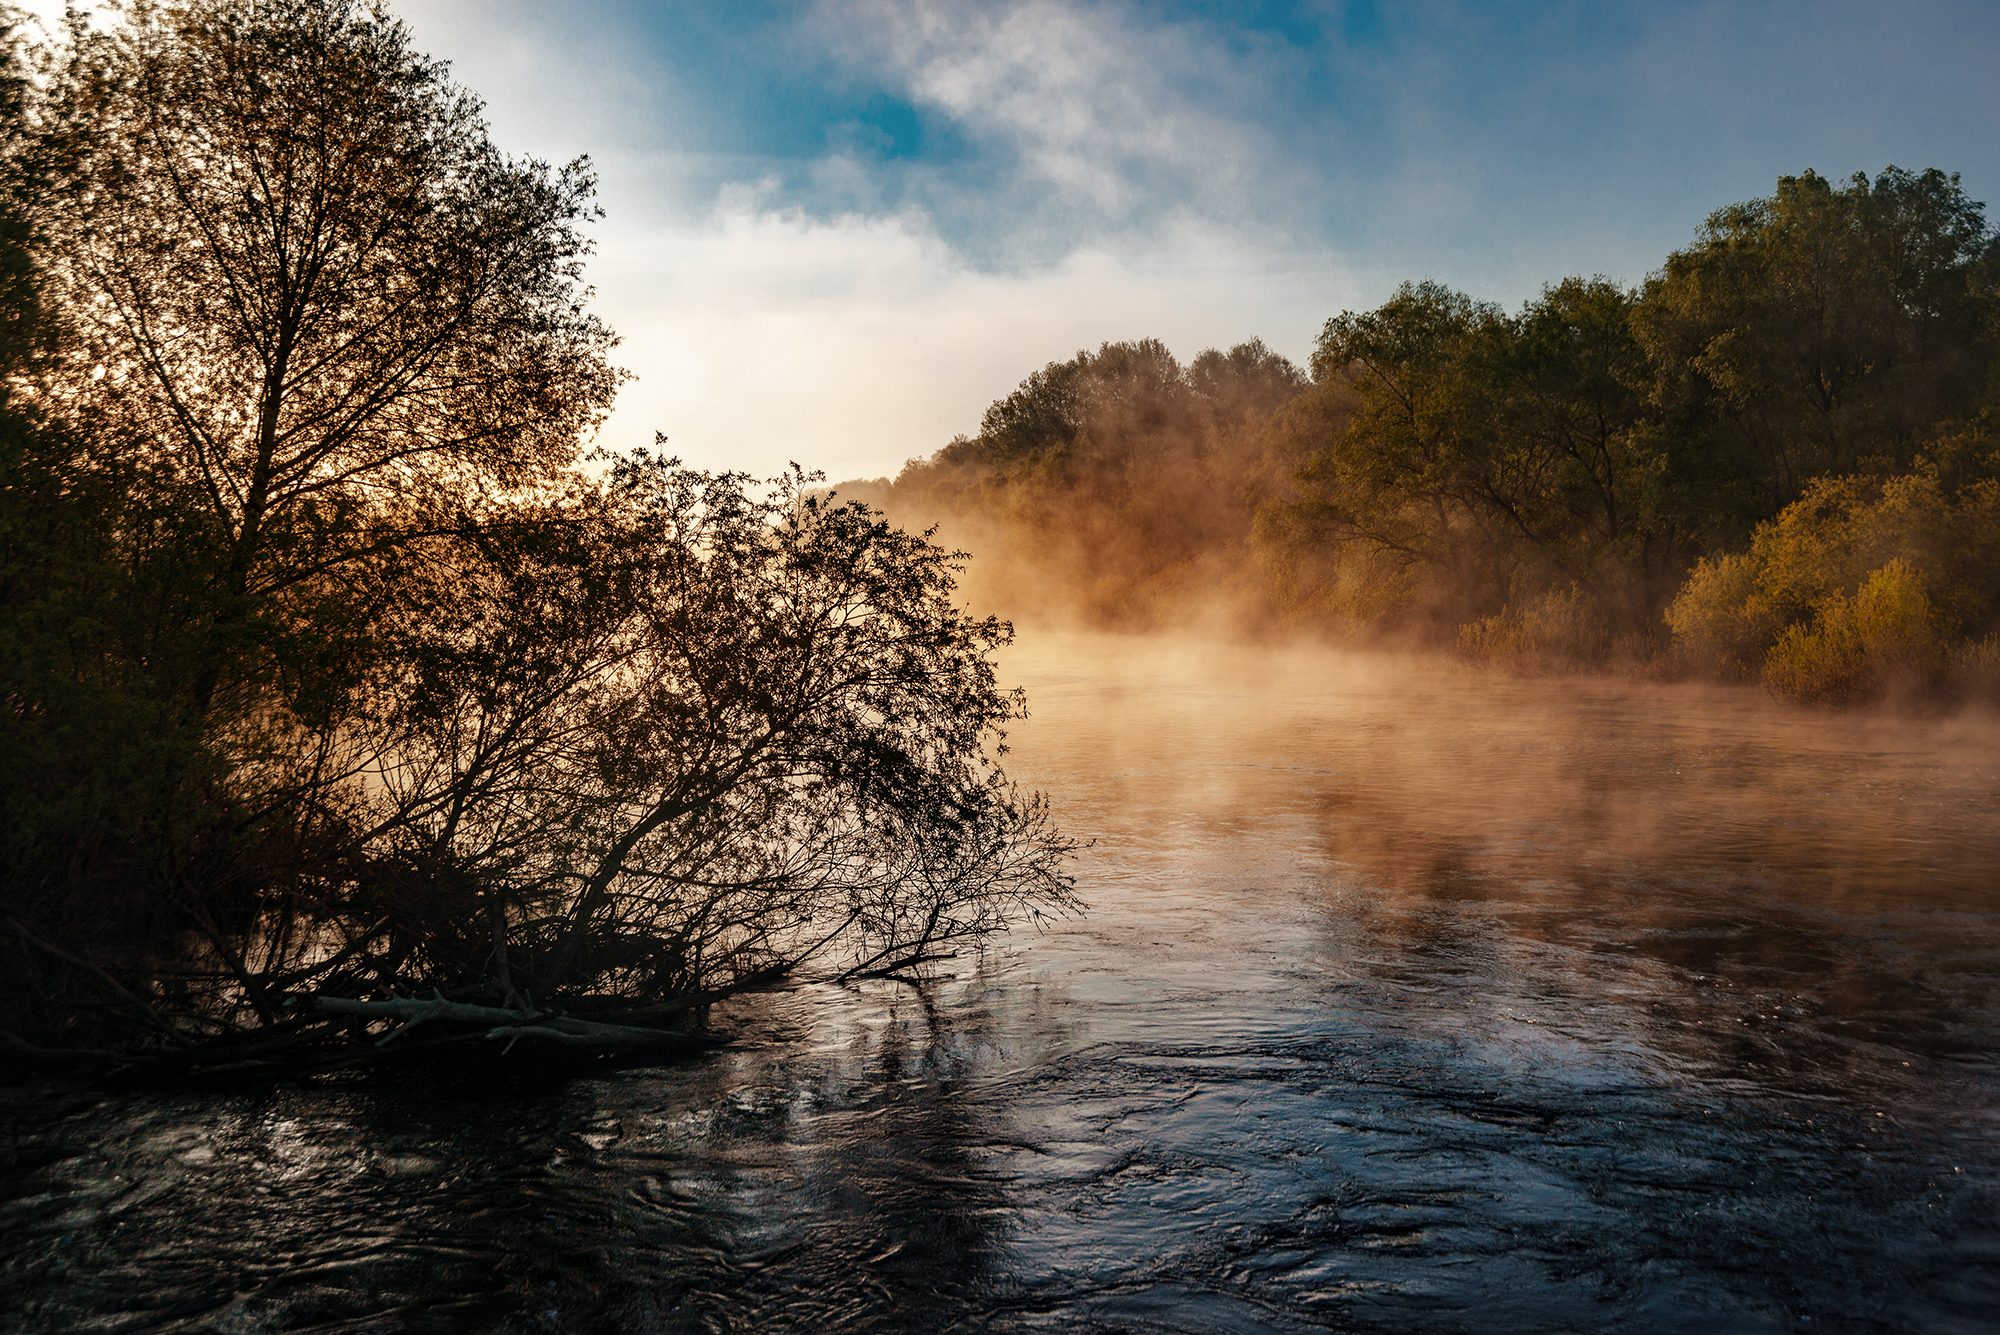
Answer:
[587,193,1357,481]
[809,0,1306,255]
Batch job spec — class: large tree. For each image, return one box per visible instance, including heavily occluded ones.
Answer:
[1634,168,1998,511]
[35,0,622,621]
[3,3,1076,1073]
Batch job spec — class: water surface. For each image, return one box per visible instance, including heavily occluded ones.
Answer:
[5,636,1997,1333]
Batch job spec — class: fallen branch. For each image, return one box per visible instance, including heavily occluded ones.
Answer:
[313,994,708,1053]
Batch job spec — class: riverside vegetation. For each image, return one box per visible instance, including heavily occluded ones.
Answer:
[845,174,2000,708]
[4,0,1995,1083]
[0,1,1076,1077]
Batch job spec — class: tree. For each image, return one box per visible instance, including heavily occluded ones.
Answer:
[1634,168,1998,513]
[1274,280,1625,637]
[880,338,1310,629]
[35,0,621,641]
[1291,280,1506,622]
[3,0,622,1057]
[2,3,1076,1074]
[5,0,625,1034]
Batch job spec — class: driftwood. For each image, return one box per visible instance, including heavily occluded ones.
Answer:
[6,991,720,1085]
[312,995,710,1054]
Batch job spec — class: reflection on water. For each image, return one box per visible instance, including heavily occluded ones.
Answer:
[4,634,1997,1332]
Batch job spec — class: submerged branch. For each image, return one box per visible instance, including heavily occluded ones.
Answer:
[313,994,711,1053]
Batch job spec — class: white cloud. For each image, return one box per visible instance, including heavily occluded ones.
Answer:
[812,0,1299,238]
[587,197,1356,482]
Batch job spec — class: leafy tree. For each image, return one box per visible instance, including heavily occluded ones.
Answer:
[1637,170,2000,698]
[1289,280,1508,629]
[2,3,1074,1071]
[1189,337,1309,428]
[3,0,625,1043]
[18,457,1076,1062]
[1634,168,1998,513]
[34,0,621,679]
[1269,278,1682,643]
[880,338,1308,628]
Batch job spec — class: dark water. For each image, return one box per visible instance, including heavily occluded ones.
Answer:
[5,636,1999,1334]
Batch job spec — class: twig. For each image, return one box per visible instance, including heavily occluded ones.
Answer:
[4,917,193,1047]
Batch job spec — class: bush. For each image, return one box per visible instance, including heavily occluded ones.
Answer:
[1761,559,1947,704]
[1457,587,1611,672]
[1665,467,2000,702]
[1664,551,1774,677]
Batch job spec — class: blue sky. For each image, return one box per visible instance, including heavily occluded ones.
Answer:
[25,0,2000,479]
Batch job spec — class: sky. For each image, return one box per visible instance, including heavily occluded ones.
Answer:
[19,0,2000,482]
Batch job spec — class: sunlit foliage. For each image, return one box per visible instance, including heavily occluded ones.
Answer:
[1668,454,2000,702]
[878,169,2000,704]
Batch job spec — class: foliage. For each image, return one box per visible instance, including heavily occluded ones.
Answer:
[34,0,622,650]
[1666,460,2000,702]
[1456,587,1612,673]
[1261,277,1679,645]
[1760,559,1946,705]
[0,2,1074,1073]
[1634,168,1998,512]
[875,337,1308,628]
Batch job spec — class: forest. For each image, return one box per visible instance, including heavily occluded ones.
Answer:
[0,1,1075,1075]
[848,170,2000,707]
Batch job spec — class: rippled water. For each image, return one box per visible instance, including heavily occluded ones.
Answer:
[5,635,1998,1333]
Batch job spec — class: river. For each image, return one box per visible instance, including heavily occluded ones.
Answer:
[4,634,1997,1333]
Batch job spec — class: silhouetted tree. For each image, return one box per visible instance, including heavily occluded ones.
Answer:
[2,3,1075,1073]
[304,459,1078,1014]
[36,0,621,661]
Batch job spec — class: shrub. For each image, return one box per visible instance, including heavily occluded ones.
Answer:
[1458,587,1611,672]
[1665,468,2000,702]
[1761,559,1947,704]
[1664,551,1775,678]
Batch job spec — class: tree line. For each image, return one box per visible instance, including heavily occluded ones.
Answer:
[0,1,1075,1077]
[849,168,2000,705]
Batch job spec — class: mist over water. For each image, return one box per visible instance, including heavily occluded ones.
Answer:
[5,635,1997,1333]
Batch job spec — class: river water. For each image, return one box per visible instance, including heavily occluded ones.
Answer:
[5,635,1998,1333]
